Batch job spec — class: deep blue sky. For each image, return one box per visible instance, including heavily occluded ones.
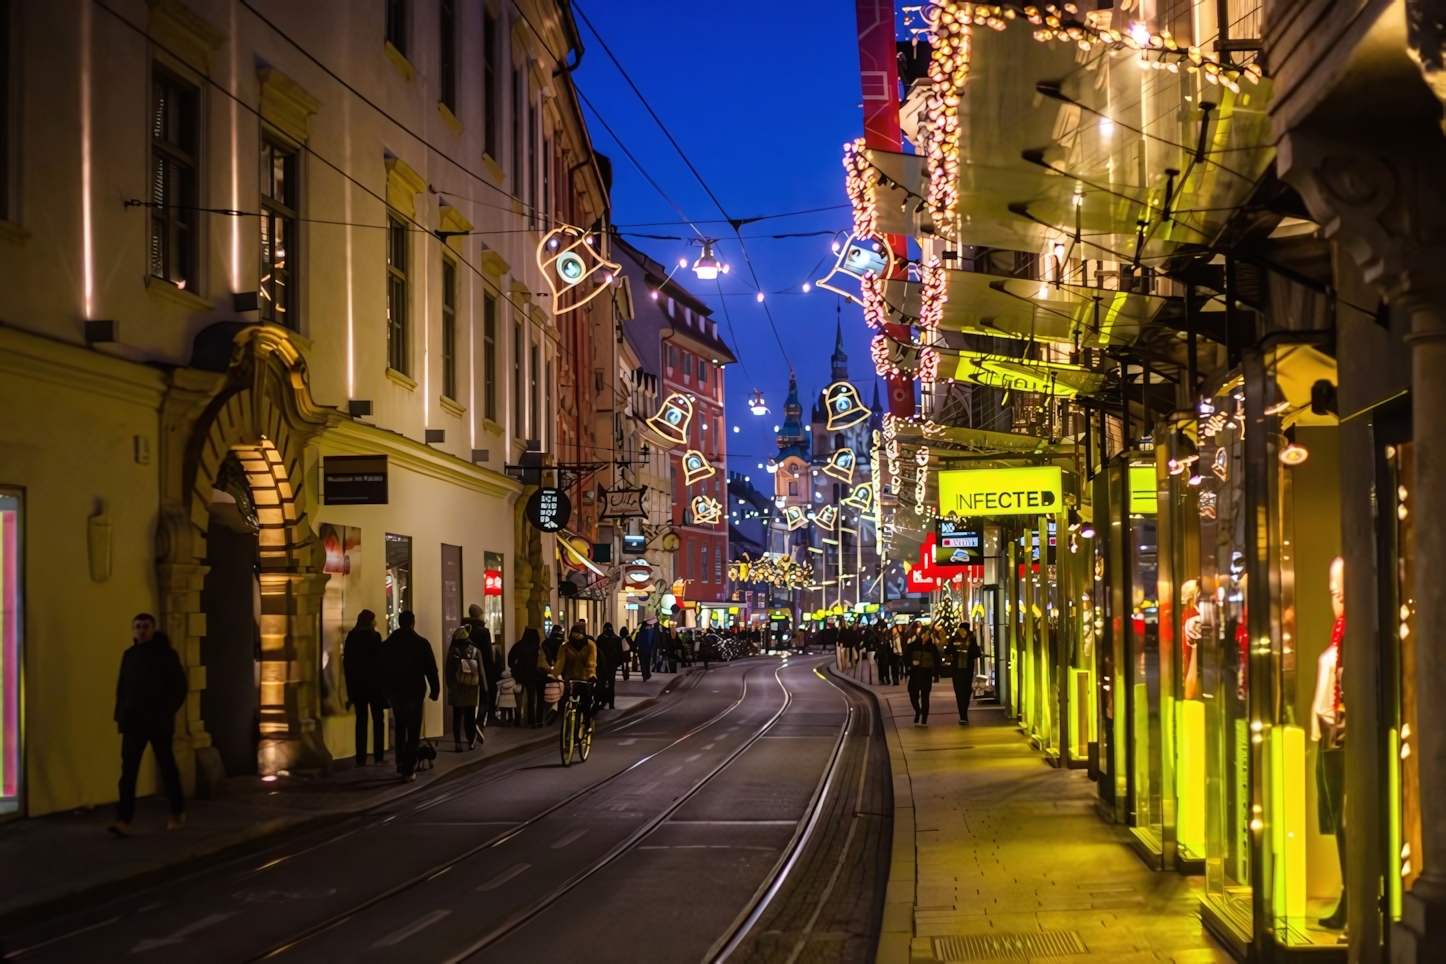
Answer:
[572,1,879,480]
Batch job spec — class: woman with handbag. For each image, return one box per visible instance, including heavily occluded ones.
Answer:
[445,627,484,750]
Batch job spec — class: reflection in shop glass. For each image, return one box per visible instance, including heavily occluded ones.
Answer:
[525,487,570,532]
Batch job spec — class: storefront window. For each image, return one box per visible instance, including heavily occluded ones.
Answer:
[1384,439,1422,919]
[1127,462,1164,858]
[319,524,362,717]
[0,490,20,816]
[483,551,505,649]
[385,533,412,633]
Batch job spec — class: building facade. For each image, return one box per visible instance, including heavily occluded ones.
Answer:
[0,0,608,817]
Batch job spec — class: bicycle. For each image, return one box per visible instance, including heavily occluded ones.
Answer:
[558,679,595,766]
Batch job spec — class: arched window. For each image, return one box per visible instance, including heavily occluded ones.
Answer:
[834,433,845,450]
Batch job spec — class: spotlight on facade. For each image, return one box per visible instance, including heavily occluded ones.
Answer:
[692,242,721,281]
[1279,442,1309,466]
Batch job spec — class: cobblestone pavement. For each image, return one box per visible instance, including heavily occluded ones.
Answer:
[842,671,1232,964]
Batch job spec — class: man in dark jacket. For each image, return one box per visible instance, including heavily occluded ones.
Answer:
[380,611,439,781]
[111,614,189,836]
[634,617,660,682]
[343,610,385,766]
[903,627,942,726]
[508,628,542,727]
[594,622,623,710]
[463,605,500,727]
[943,628,984,724]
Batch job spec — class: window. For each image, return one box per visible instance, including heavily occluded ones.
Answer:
[788,480,798,496]
[483,12,500,159]
[714,542,723,582]
[542,138,552,228]
[438,0,456,112]
[483,294,498,421]
[698,360,708,387]
[666,344,679,371]
[259,138,298,329]
[384,0,406,55]
[527,104,538,227]
[701,544,709,583]
[386,216,408,373]
[1,0,10,223]
[149,68,200,289]
[513,319,523,439]
[384,533,412,633]
[683,353,693,381]
[545,360,554,453]
[441,258,457,399]
[529,342,539,442]
[511,69,523,191]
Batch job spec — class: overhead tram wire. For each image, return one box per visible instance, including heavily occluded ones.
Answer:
[91,0,592,373]
[572,0,797,374]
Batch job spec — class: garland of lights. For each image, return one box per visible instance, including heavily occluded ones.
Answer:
[914,444,931,515]
[843,138,880,241]
[871,332,941,382]
[860,272,888,329]
[728,552,816,590]
[918,257,947,329]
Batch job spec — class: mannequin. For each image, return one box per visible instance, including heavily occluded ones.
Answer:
[1181,579,1202,700]
[1311,556,1347,930]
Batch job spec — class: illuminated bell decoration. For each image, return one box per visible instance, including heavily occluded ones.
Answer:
[690,496,723,526]
[823,382,870,430]
[842,481,874,511]
[815,232,897,304]
[646,393,693,446]
[682,449,715,485]
[822,447,857,483]
[784,505,809,530]
[814,504,839,530]
[535,224,620,314]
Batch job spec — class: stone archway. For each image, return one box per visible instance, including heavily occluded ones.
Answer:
[159,325,334,790]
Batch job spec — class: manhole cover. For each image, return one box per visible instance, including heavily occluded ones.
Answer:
[931,930,1088,962]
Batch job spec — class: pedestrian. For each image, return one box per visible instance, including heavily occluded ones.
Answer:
[619,626,633,681]
[539,625,566,724]
[957,626,983,723]
[110,614,188,836]
[856,636,876,684]
[903,623,941,726]
[380,611,440,781]
[445,626,484,751]
[595,622,623,710]
[343,610,386,767]
[543,622,599,721]
[494,668,518,725]
[461,605,500,725]
[508,628,542,727]
[634,615,660,682]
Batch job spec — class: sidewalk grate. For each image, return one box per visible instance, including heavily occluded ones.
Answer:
[931,931,1088,962]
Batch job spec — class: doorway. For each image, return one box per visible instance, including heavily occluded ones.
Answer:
[201,519,261,777]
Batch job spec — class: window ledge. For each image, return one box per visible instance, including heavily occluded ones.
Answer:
[482,418,504,438]
[439,395,466,418]
[439,103,464,137]
[384,41,414,82]
[386,367,417,391]
[146,275,213,313]
[481,153,506,185]
[0,220,30,245]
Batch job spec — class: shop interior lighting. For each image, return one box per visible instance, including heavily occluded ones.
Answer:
[1079,521,1097,539]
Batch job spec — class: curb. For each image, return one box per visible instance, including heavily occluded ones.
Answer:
[0,667,704,931]
[828,666,915,964]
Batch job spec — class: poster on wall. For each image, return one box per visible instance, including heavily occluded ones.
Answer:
[319,524,363,716]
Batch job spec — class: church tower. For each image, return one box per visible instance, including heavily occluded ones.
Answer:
[830,321,849,383]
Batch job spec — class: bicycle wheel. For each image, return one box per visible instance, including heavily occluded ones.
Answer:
[579,717,594,761]
[559,700,576,767]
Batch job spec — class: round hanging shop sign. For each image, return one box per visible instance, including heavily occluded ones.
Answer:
[525,487,571,532]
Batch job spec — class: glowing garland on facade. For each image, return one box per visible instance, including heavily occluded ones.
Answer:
[843,137,880,241]
[860,272,888,329]
[871,332,940,382]
[918,257,947,329]
[729,552,815,590]
[914,444,931,515]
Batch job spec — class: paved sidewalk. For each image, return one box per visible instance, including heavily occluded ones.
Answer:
[836,670,1230,964]
[0,670,690,925]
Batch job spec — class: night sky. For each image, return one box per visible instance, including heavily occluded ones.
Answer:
[571,1,881,481]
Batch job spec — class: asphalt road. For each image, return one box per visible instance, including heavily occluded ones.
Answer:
[2,656,890,964]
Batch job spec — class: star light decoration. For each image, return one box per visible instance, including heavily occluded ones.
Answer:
[729,552,815,590]
[915,2,1263,240]
[690,496,723,526]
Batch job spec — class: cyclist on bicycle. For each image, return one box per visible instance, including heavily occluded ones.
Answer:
[541,622,597,720]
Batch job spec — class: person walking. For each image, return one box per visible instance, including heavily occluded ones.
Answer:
[380,611,439,781]
[445,627,484,750]
[461,605,500,726]
[634,616,660,682]
[957,626,983,724]
[508,628,542,727]
[856,635,876,684]
[110,614,189,836]
[903,624,942,726]
[595,622,623,710]
[343,610,386,767]
[619,627,633,681]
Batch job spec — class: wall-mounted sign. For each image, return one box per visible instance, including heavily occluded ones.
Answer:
[938,466,1063,516]
[623,563,654,589]
[1129,464,1158,514]
[322,455,388,505]
[935,518,983,565]
[525,487,570,532]
[483,569,503,596]
[951,351,1105,398]
[600,486,647,520]
[622,533,647,554]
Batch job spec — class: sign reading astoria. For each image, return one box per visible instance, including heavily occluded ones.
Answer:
[938,466,1064,516]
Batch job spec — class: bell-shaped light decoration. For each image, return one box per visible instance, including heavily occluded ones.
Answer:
[784,505,809,531]
[682,449,715,485]
[814,504,839,530]
[823,382,870,430]
[822,447,857,483]
[646,393,693,446]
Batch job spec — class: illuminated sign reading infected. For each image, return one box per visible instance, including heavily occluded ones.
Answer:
[938,466,1064,517]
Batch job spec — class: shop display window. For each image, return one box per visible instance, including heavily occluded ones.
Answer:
[385,533,412,633]
[1126,463,1164,857]
[483,551,505,654]
[319,524,363,717]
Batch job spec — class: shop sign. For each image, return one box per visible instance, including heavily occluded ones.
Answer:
[600,486,647,520]
[1129,464,1158,514]
[484,570,503,596]
[622,563,654,588]
[936,517,983,564]
[525,487,570,532]
[938,466,1062,516]
[622,533,646,553]
[322,455,388,505]
[951,351,1103,397]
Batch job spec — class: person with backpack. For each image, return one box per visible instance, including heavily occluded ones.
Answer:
[380,611,440,781]
[110,613,189,836]
[445,627,485,751]
[903,623,942,726]
[343,610,385,766]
